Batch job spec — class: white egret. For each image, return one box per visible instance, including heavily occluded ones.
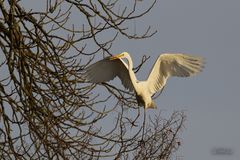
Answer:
[83,52,204,109]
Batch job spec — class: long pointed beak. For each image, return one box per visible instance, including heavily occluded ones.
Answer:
[109,53,124,60]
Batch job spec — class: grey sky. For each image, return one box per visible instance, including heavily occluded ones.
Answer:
[112,0,240,159]
[2,0,239,159]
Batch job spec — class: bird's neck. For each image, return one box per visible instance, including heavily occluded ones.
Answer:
[127,56,139,91]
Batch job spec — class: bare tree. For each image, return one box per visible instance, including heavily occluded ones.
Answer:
[0,0,185,159]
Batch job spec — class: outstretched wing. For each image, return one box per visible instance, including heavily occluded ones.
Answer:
[83,57,134,91]
[146,53,204,95]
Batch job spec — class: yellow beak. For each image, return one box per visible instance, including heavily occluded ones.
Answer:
[109,53,124,60]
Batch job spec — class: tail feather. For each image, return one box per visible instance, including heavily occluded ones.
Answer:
[147,101,157,109]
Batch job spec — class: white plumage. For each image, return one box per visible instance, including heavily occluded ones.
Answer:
[84,52,204,109]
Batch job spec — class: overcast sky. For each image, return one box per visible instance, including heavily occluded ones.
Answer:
[2,0,239,159]
[112,0,240,159]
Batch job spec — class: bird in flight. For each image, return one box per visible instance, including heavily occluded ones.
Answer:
[83,52,204,109]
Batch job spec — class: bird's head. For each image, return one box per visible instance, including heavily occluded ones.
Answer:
[110,52,129,60]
